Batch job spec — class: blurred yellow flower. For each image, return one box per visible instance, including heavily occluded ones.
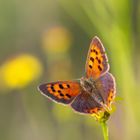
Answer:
[42,26,72,54]
[0,54,43,89]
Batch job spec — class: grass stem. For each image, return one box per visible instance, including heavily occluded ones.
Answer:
[101,121,109,140]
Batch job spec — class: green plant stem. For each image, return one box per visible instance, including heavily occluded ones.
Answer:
[101,121,109,140]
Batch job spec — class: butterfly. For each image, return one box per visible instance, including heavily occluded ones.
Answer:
[38,36,116,117]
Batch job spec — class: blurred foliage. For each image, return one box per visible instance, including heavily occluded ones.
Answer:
[0,0,140,140]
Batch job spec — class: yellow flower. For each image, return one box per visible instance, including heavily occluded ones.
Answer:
[42,26,72,54]
[0,54,43,89]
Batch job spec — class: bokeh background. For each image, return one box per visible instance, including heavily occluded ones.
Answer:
[0,0,140,140]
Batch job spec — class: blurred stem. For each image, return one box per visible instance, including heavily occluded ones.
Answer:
[101,121,109,140]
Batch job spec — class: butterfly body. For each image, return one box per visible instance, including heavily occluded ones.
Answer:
[38,36,116,116]
[80,76,104,106]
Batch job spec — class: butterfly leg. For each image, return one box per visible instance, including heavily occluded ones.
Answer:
[102,103,111,112]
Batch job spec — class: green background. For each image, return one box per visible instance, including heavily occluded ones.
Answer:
[0,0,140,140]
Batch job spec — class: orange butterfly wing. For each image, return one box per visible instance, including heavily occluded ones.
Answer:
[38,81,81,104]
[85,36,109,79]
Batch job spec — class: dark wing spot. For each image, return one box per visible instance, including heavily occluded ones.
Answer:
[93,49,98,55]
[91,49,94,52]
[98,59,101,64]
[95,51,98,55]
[96,57,102,64]
[96,56,98,60]
[110,95,113,99]
[108,99,111,103]
[92,110,96,113]
[58,90,61,93]
[59,84,64,89]
[66,94,71,98]
[90,57,94,62]
[58,90,64,97]
[67,84,70,88]
[51,86,56,92]
[89,65,92,69]
[98,65,102,71]
[60,93,64,96]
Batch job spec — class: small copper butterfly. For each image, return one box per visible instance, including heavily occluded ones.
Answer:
[38,36,116,116]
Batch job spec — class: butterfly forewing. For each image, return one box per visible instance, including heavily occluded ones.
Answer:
[71,91,103,114]
[95,72,116,108]
[38,81,81,104]
[85,36,109,79]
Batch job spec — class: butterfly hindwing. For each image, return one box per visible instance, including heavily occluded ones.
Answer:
[71,91,103,114]
[85,36,109,79]
[38,81,81,104]
[95,72,116,108]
